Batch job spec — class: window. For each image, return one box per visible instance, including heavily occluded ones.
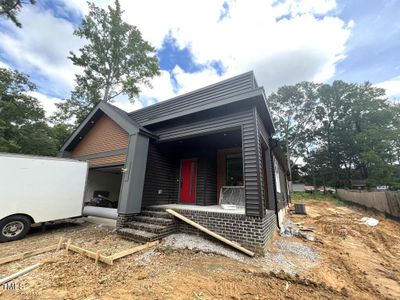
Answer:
[226,153,243,186]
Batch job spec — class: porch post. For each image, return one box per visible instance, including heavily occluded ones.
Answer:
[118,133,149,214]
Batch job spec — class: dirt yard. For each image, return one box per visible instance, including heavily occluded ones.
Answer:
[1,197,399,299]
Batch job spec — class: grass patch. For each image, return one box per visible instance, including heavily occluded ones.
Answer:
[291,192,349,206]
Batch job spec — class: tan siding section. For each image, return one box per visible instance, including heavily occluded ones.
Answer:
[71,114,128,166]
[89,154,127,167]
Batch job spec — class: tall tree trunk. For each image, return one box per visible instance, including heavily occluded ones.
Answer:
[103,71,112,102]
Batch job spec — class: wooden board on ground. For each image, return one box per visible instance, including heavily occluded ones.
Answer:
[166,209,255,257]
[64,240,159,265]
[0,244,59,265]
[0,237,159,267]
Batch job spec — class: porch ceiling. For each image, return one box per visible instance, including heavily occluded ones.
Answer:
[156,129,242,153]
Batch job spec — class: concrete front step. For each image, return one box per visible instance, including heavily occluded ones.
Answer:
[127,221,175,234]
[140,210,174,219]
[118,226,177,243]
[118,208,178,243]
[117,227,159,243]
[142,206,168,212]
[133,215,175,226]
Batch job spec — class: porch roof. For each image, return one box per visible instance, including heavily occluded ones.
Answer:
[128,71,276,134]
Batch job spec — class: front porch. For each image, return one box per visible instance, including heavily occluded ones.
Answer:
[117,126,278,254]
[149,204,245,215]
[141,128,247,209]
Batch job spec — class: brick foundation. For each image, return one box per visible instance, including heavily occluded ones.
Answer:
[174,209,277,255]
[116,213,136,228]
[117,209,277,255]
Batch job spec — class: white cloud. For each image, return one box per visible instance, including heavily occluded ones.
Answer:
[0,61,11,69]
[117,0,352,95]
[272,0,337,17]
[138,70,176,102]
[172,66,226,94]
[0,5,83,96]
[112,94,144,112]
[375,76,400,99]
[1,0,354,115]
[26,91,63,118]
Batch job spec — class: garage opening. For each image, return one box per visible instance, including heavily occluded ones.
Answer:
[84,165,124,209]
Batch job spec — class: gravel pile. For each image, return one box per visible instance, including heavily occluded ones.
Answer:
[163,234,246,261]
[276,240,320,262]
[162,233,320,275]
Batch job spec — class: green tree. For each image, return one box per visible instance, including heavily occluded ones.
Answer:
[306,81,397,188]
[267,82,320,178]
[0,67,57,156]
[55,0,160,125]
[50,123,73,151]
[270,79,399,189]
[0,0,36,28]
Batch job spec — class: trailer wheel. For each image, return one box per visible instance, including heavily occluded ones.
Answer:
[0,215,31,242]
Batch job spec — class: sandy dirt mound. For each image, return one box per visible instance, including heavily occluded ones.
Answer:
[0,199,399,299]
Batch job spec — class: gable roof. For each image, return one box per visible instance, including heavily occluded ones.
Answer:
[129,71,275,133]
[60,101,156,153]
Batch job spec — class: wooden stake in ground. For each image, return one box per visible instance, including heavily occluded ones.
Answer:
[56,237,64,251]
[166,209,255,257]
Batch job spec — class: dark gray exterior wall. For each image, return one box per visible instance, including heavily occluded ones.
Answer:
[140,104,266,217]
[141,142,178,206]
[129,72,258,125]
[242,107,264,216]
[141,143,218,207]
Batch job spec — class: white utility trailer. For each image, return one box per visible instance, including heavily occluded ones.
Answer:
[0,153,88,242]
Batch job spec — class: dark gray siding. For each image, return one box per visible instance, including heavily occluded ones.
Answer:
[141,143,218,207]
[153,106,263,216]
[129,72,257,125]
[142,142,178,206]
[256,109,269,145]
[255,109,270,211]
[197,154,217,205]
[140,105,265,216]
[154,108,251,142]
[241,108,264,216]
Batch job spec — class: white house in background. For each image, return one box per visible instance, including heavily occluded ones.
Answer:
[292,183,305,192]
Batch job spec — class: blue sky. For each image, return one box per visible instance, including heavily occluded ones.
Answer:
[0,0,399,115]
[334,0,400,83]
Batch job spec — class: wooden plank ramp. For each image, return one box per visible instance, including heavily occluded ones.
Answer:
[166,209,255,257]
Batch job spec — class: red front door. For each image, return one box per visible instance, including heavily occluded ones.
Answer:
[180,159,197,203]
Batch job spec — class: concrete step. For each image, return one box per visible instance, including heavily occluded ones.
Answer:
[133,215,175,226]
[127,221,171,234]
[140,210,174,219]
[117,228,158,243]
[143,206,167,212]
